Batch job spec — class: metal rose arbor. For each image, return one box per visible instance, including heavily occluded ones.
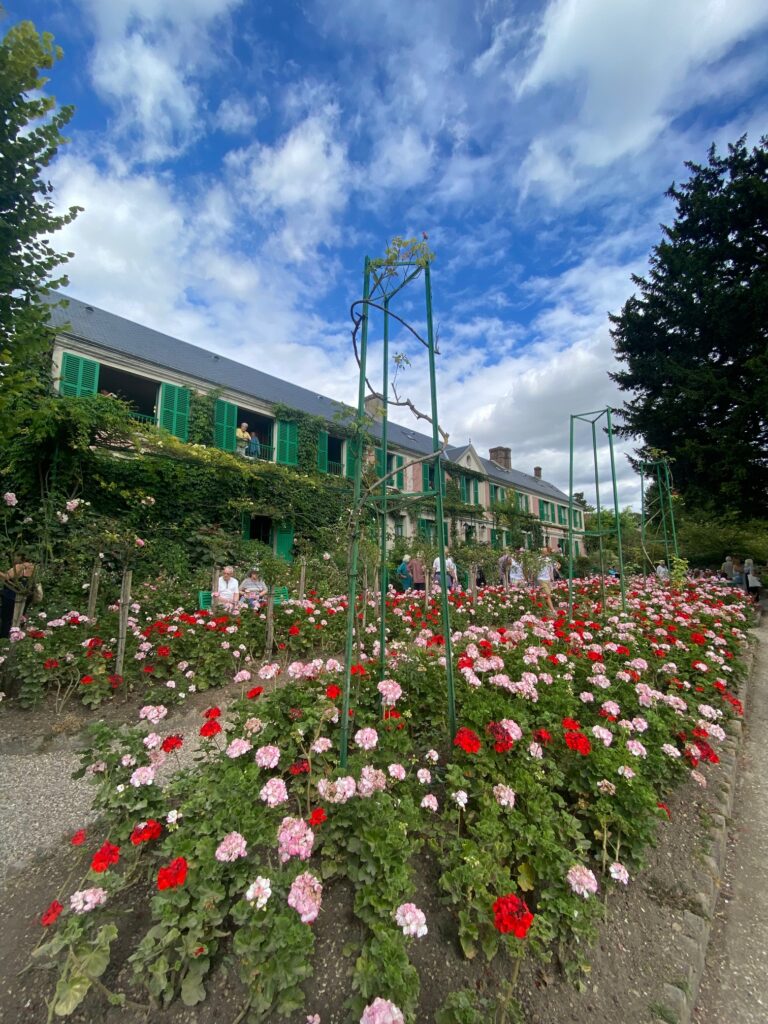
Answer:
[338,238,457,767]
[567,407,627,618]
[639,456,679,570]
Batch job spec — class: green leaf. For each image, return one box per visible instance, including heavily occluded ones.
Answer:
[517,862,536,892]
[53,974,91,1016]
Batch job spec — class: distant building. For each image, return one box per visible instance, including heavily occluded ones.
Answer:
[47,296,585,556]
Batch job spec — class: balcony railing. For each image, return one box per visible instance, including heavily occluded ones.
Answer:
[327,460,343,476]
[130,412,157,425]
[242,443,274,462]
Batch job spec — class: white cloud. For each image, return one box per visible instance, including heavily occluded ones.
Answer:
[215,96,262,135]
[79,0,244,161]
[518,0,768,197]
[232,108,352,262]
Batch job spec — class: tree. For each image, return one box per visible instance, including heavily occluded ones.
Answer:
[0,21,80,430]
[609,136,768,518]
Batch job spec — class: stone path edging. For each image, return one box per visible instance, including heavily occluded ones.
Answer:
[653,623,758,1024]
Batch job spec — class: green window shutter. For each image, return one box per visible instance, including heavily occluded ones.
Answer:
[241,512,251,540]
[473,479,479,504]
[275,523,294,562]
[375,447,386,479]
[491,528,498,549]
[276,420,298,465]
[158,382,190,440]
[59,352,100,397]
[396,454,404,490]
[317,430,329,472]
[459,476,468,503]
[500,487,505,503]
[213,398,237,451]
[345,440,357,478]
[422,463,430,492]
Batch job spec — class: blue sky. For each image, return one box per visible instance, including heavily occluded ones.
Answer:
[11,0,768,504]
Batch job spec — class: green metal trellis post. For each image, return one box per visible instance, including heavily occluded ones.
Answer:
[567,408,626,619]
[338,255,457,768]
[639,457,678,569]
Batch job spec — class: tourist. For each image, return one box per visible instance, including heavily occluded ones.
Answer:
[240,567,267,609]
[497,552,512,587]
[655,561,670,581]
[409,555,426,592]
[720,554,734,580]
[236,422,251,455]
[432,551,458,591]
[395,554,413,591]
[746,563,762,603]
[537,548,556,613]
[0,559,36,639]
[214,565,239,611]
[246,433,261,458]
[508,551,525,585]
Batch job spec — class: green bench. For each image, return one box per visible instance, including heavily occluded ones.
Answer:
[198,586,290,611]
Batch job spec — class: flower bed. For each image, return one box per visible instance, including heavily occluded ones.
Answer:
[25,578,753,1021]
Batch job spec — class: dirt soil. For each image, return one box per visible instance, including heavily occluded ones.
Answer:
[0,631,753,1024]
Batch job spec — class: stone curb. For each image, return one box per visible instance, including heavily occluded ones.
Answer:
[654,616,760,1024]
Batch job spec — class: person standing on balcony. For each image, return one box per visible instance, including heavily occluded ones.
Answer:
[236,422,251,455]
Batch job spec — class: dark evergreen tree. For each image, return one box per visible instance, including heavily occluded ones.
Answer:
[609,136,768,517]
[0,21,80,431]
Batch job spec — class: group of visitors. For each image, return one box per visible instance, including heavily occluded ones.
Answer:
[720,555,763,602]
[235,423,262,458]
[213,566,268,611]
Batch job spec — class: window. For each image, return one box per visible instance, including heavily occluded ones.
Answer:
[558,505,567,526]
[515,492,529,513]
[394,520,404,538]
[158,382,190,441]
[538,499,556,523]
[59,352,100,397]
[318,433,345,475]
[276,420,299,465]
[569,508,583,529]
[417,518,436,542]
[459,475,470,503]
[490,484,506,506]
[473,478,480,505]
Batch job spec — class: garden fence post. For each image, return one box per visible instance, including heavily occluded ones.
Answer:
[265,586,275,656]
[298,557,306,602]
[115,568,132,681]
[87,557,101,620]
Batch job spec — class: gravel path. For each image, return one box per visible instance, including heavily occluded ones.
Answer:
[0,750,94,880]
[694,614,768,1024]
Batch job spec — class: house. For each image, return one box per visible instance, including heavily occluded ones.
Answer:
[46,296,585,556]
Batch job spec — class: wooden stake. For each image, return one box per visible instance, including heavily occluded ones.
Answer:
[265,585,275,656]
[298,557,307,602]
[87,557,101,620]
[115,568,132,681]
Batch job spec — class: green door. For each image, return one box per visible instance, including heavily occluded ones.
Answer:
[317,430,328,472]
[276,420,298,465]
[213,399,237,451]
[274,523,294,563]
[59,352,100,396]
[158,383,190,440]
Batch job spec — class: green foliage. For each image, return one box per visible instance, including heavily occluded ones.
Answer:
[0,21,81,432]
[610,135,768,517]
[676,511,768,566]
[187,389,219,446]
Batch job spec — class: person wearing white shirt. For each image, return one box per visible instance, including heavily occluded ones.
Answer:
[536,548,556,613]
[508,555,524,584]
[215,565,240,611]
[432,553,458,591]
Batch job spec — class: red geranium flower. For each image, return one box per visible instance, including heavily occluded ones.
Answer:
[91,841,120,873]
[80,675,94,685]
[289,758,310,775]
[44,658,59,669]
[70,829,87,846]
[454,727,482,754]
[247,686,264,699]
[350,664,366,676]
[130,819,163,845]
[288,624,300,636]
[162,734,183,753]
[534,728,553,744]
[203,707,221,719]
[41,900,63,927]
[108,674,123,689]
[200,720,222,738]
[157,856,188,890]
[325,684,342,700]
[493,893,534,938]
[156,645,171,657]
[308,808,327,827]
[565,731,592,756]
[561,718,581,731]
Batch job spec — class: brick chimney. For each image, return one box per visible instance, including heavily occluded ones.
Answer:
[364,395,384,420]
[489,446,511,470]
[533,466,542,479]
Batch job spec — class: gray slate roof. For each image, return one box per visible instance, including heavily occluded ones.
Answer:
[48,294,570,503]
